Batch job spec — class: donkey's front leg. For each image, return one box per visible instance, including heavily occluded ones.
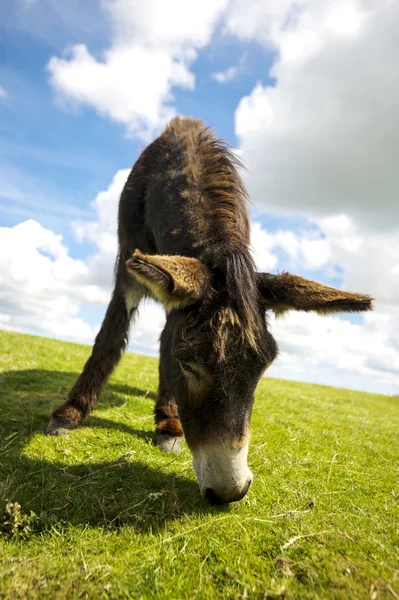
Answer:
[155,367,184,453]
[46,284,138,436]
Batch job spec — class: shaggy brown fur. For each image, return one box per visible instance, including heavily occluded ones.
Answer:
[126,249,210,311]
[46,117,373,493]
[162,118,262,356]
[258,272,373,316]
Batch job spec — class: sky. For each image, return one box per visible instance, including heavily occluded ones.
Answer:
[0,0,398,395]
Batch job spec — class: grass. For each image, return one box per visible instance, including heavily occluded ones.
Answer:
[0,329,398,599]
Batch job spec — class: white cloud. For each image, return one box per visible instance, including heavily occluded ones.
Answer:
[132,301,166,355]
[233,0,399,231]
[48,0,227,138]
[271,229,331,271]
[211,52,247,84]
[0,220,97,342]
[212,65,240,84]
[267,309,399,394]
[74,169,128,253]
[0,178,166,355]
[251,214,399,312]
[251,218,331,274]
[225,0,303,48]
[318,214,399,311]
[105,0,227,50]
[250,221,278,271]
[224,0,399,393]
[0,86,9,100]
[48,44,190,138]
[246,216,399,393]
[73,167,167,356]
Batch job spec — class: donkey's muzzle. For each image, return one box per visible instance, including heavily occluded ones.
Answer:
[204,477,253,505]
[192,440,253,504]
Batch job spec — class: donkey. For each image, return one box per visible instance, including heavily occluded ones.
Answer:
[46,117,373,504]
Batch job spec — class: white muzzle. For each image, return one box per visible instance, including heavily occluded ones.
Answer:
[192,441,253,504]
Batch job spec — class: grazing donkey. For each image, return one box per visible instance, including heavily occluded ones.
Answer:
[46,118,373,504]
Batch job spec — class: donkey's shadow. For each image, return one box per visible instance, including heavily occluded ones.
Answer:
[0,369,216,534]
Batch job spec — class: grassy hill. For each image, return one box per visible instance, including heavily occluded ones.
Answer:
[0,329,398,599]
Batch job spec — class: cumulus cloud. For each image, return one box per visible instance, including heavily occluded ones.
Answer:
[211,52,247,84]
[224,0,399,392]
[318,215,399,311]
[233,0,399,231]
[0,178,166,355]
[0,220,97,342]
[48,0,227,138]
[48,44,190,138]
[225,0,302,48]
[212,65,240,84]
[73,169,130,292]
[247,218,399,393]
[104,0,227,50]
[72,167,168,355]
[250,221,278,271]
[267,310,399,394]
[252,215,399,312]
[268,313,399,394]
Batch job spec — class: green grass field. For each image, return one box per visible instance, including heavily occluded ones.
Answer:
[0,330,398,599]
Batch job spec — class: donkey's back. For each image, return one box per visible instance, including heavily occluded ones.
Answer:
[118,117,251,266]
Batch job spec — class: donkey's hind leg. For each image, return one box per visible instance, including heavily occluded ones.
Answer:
[154,362,184,453]
[46,278,143,436]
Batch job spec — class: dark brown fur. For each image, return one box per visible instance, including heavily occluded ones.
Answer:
[47,117,372,503]
[47,117,265,439]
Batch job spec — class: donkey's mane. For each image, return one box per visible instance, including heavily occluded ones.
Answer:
[202,132,263,359]
[208,251,263,361]
[166,118,263,360]
[167,117,250,250]
[197,129,250,249]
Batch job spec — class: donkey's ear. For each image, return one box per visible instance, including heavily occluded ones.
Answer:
[258,272,373,316]
[126,250,210,310]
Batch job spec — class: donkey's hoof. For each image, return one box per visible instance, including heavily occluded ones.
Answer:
[156,434,183,453]
[45,419,78,436]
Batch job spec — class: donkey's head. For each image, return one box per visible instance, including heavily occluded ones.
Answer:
[127,250,372,504]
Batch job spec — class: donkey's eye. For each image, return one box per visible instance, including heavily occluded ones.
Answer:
[179,360,198,378]
[179,360,213,396]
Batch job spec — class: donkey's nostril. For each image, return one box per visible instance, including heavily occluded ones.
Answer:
[205,488,229,505]
[243,476,253,496]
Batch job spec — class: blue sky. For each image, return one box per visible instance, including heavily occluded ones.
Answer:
[1,4,273,245]
[1,0,398,395]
